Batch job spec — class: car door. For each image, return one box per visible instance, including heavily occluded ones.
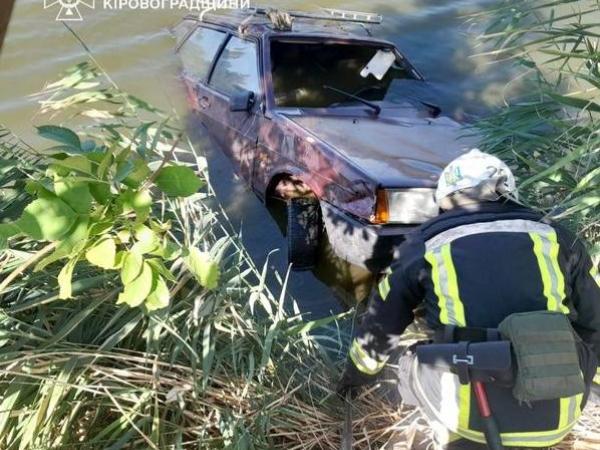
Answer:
[206,35,262,183]
[177,24,227,120]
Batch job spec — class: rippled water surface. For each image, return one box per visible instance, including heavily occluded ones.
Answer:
[1,0,521,317]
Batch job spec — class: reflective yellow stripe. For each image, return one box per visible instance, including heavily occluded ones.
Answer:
[530,232,556,311]
[529,231,569,314]
[441,244,466,326]
[591,265,600,288]
[425,251,446,322]
[458,383,471,431]
[349,339,387,375]
[458,425,576,447]
[558,393,583,431]
[415,368,580,447]
[558,397,571,430]
[456,393,582,447]
[378,276,391,301]
[548,232,568,313]
[425,244,466,326]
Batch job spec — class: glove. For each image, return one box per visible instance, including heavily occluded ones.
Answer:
[336,374,361,399]
[336,363,375,400]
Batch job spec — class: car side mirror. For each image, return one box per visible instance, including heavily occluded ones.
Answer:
[230,90,256,112]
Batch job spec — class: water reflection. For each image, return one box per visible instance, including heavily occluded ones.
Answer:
[268,197,376,308]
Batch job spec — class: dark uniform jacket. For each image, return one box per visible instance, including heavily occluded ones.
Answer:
[346,201,600,446]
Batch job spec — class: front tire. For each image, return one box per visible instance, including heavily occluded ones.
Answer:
[287,197,321,271]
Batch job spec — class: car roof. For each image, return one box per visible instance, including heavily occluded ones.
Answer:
[181,9,384,41]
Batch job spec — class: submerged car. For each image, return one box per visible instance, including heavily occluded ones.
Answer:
[174,8,474,272]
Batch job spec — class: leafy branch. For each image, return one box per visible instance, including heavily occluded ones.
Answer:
[0,62,221,311]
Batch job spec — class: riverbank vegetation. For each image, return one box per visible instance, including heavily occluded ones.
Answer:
[0,0,599,448]
[0,61,416,449]
[474,0,599,252]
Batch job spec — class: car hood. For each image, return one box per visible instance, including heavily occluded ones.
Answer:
[285,111,477,187]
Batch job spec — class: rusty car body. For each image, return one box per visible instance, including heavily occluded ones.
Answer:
[174,8,474,271]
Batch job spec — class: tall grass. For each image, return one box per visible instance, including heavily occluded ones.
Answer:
[0,62,419,449]
[471,0,599,252]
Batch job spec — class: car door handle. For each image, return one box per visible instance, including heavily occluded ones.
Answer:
[199,96,210,109]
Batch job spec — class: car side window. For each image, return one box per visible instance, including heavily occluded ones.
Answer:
[179,26,227,82]
[209,36,260,97]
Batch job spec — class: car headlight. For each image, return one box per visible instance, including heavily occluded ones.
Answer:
[372,188,438,224]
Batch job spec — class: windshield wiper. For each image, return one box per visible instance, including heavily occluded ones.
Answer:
[323,85,381,116]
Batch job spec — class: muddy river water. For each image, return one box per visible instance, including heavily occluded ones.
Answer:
[1,0,522,318]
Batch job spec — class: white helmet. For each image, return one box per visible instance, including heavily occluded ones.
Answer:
[435,149,517,204]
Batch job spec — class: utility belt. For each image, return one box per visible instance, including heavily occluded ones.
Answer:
[434,324,502,345]
[421,328,512,387]
[417,311,596,403]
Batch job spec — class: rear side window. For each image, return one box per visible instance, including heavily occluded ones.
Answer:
[179,27,227,81]
[210,37,260,97]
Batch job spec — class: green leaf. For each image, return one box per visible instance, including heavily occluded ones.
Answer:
[35,216,90,271]
[147,258,176,282]
[121,251,143,284]
[154,166,203,197]
[89,182,111,205]
[62,216,90,254]
[37,125,81,151]
[114,251,126,269]
[115,160,134,183]
[145,275,170,311]
[58,259,77,299]
[117,230,131,244]
[122,158,151,189]
[54,178,93,214]
[49,156,93,175]
[184,247,220,290]
[0,223,19,249]
[133,190,152,219]
[119,189,152,221]
[95,148,113,179]
[131,224,159,254]
[133,121,156,158]
[151,239,181,261]
[25,180,54,199]
[16,197,77,241]
[117,261,153,307]
[86,237,117,269]
[88,219,113,237]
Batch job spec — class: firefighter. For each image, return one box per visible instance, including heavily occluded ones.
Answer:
[338,149,600,449]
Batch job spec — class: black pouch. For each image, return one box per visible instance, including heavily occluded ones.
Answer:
[499,311,585,403]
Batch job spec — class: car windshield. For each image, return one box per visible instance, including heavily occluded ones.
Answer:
[271,40,420,109]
